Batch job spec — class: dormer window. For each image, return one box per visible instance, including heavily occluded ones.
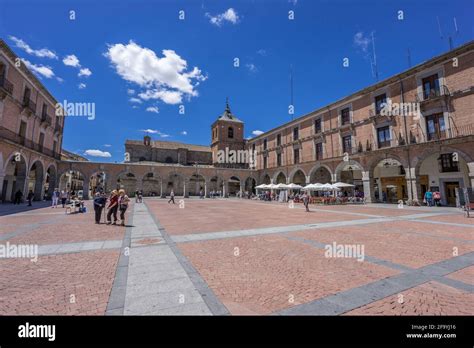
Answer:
[228,126,234,139]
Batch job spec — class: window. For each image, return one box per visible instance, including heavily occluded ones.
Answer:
[293,148,300,164]
[42,103,48,118]
[228,127,234,139]
[426,113,446,141]
[165,156,173,163]
[38,133,45,152]
[23,87,31,105]
[314,118,322,133]
[439,153,459,173]
[263,139,267,150]
[293,127,299,141]
[277,134,281,146]
[342,135,352,154]
[315,142,323,160]
[341,108,350,125]
[422,74,440,100]
[375,94,387,114]
[377,126,391,148]
[252,143,256,152]
[263,156,267,169]
[277,153,282,167]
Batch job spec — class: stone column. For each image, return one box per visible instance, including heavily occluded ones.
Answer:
[183,179,189,198]
[305,175,310,185]
[362,171,375,203]
[223,181,229,198]
[240,180,244,198]
[82,176,90,200]
[160,179,164,198]
[405,167,420,202]
[377,178,383,202]
[467,162,474,188]
[331,173,337,184]
[205,179,209,198]
[0,173,5,202]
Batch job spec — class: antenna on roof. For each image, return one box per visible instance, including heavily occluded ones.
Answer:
[370,32,379,82]
[437,16,459,51]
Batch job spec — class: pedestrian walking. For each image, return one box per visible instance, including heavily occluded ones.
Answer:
[60,190,68,208]
[168,190,175,204]
[433,190,441,206]
[93,192,106,224]
[51,188,60,208]
[118,189,130,226]
[303,192,310,212]
[106,190,119,225]
[424,190,433,207]
[14,190,23,205]
[27,190,34,206]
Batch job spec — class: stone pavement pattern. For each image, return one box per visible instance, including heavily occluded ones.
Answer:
[0,198,472,315]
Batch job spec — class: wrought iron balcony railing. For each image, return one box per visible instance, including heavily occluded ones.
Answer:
[0,126,60,160]
[0,76,14,95]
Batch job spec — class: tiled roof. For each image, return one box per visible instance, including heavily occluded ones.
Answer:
[125,139,211,152]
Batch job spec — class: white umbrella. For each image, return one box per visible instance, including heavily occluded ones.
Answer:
[333,182,355,188]
[321,183,340,191]
[275,183,289,189]
[256,184,268,189]
[287,183,303,189]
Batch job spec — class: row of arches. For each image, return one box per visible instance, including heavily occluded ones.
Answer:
[56,170,258,199]
[0,152,57,202]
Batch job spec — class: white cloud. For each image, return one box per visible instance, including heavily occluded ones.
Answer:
[252,130,264,136]
[63,54,80,67]
[246,63,258,73]
[206,8,239,26]
[78,68,92,77]
[22,59,55,79]
[181,131,187,135]
[354,31,371,53]
[84,149,111,158]
[78,83,86,89]
[9,36,57,59]
[127,89,135,95]
[105,41,206,105]
[104,144,112,147]
[256,49,267,56]
[140,129,169,137]
[129,97,142,104]
[146,106,159,113]
[289,0,298,5]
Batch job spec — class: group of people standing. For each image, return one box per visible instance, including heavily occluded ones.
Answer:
[93,189,130,226]
[424,190,442,207]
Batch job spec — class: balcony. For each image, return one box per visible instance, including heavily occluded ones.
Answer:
[40,114,52,126]
[416,85,450,103]
[0,76,14,96]
[22,98,36,116]
[0,126,61,160]
[54,123,63,135]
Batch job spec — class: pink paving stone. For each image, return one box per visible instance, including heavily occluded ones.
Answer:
[304,204,427,217]
[445,266,474,285]
[290,221,474,269]
[344,281,474,315]
[146,199,369,235]
[420,214,474,225]
[0,249,120,315]
[4,201,130,245]
[177,234,399,315]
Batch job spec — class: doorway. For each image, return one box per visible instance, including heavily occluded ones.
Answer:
[444,182,459,206]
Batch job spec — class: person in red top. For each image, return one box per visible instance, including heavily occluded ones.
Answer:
[106,190,119,225]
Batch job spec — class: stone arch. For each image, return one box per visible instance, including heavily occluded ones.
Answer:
[288,167,306,184]
[290,169,306,185]
[116,172,137,196]
[275,172,287,184]
[272,171,286,184]
[89,171,108,196]
[45,164,57,198]
[209,175,225,196]
[142,172,162,196]
[244,176,257,194]
[413,145,473,176]
[228,175,241,196]
[335,160,364,179]
[189,173,206,196]
[308,164,332,184]
[2,152,28,202]
[261,173,271,185]
[166,172,185,196]
[28,160,45,200]
[367,153,406,175]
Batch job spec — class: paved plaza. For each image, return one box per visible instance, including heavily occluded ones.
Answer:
[0,199,473,315]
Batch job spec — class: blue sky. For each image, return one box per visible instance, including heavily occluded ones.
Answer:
[1,0,473,162]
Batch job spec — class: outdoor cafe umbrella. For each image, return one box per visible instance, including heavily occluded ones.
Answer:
[333,182,355,188]
[275,183,289,189]
[286,183,303,189]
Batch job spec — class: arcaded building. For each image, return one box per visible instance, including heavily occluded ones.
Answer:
[247,41,474,206]
[0,39,65,202]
